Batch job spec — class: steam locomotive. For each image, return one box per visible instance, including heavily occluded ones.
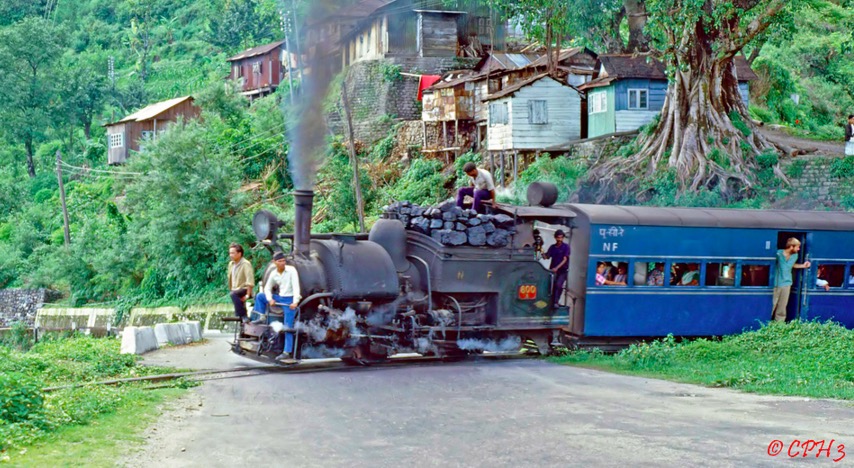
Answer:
[233,183,854,364]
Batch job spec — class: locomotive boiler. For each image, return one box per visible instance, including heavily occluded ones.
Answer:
[235,184,575,364]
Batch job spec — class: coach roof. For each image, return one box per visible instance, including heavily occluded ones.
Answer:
[567,204,854,231]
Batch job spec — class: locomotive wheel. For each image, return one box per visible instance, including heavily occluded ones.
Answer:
[341,343,388,366]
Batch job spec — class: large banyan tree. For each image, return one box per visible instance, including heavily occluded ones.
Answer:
[589,0,805,200]
[490,0,805,200]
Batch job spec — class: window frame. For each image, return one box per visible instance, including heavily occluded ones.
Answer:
[627,88,649,110]
[489,101,509,126]
[528,99,548,125]
[109,133,124,149]
[589,91,608,114]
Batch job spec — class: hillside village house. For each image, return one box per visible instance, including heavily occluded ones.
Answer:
[305,0,389,71]
[483,74,583,185]
[421,48,597,158]
[105,96,200,165]
[580,55,758,138]
[226,40,299,99]
[340,0,506,67]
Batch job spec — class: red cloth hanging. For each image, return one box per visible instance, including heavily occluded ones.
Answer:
[417,75,442,101]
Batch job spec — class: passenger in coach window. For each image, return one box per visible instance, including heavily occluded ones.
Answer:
[646,264,665,286]
[596,263,626,286]
[816,265,831,291]
[771,237,811,322]
[848,266,854,285]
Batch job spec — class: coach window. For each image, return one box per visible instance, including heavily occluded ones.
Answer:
[706,262,736,287]
[634,261,665,286]
[671,262,701,286]
[848,265,854,289]
[595,261,628,286]
[741,263,771,287]
[814,264,845,289]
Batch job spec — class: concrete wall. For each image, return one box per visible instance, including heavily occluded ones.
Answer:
[0,289,62,327]
[32,303,237,333]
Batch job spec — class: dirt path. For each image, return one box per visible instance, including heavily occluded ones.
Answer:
[758,126,845,156]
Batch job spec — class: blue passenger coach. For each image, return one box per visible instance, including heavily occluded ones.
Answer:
[561,204,854,343]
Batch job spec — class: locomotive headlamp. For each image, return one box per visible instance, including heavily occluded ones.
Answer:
[252,209,281,241]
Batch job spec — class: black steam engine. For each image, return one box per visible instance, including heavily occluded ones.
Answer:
[235,184,574,364]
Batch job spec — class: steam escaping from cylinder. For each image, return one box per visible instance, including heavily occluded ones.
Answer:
[284,2,339,191]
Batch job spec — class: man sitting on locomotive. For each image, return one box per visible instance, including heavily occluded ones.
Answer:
[542,229,570,306]
[456,162,495,214]
[252,252,302,360]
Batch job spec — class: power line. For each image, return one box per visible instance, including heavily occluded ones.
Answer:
[60,160,144,176]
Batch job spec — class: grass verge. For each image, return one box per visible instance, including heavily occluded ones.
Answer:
[1,333,192,463]
[550,320,854,400]
[5,387,185,466]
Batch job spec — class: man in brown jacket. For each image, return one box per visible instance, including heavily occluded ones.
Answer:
[227,243,255,322]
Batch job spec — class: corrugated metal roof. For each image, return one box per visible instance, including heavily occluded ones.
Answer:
[111,96,194,125]
[226,40,284,62]
[482,73,580,102]
[567,204,854,231]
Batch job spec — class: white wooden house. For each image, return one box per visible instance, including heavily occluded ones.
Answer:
[484,74,582,153]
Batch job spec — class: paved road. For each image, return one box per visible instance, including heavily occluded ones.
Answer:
[122,335,853,467]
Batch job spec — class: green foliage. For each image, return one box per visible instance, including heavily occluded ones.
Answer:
[382,158,447,206]
[368,126,399,161]
[510,155,588,204]
[0,335,179,453]
[729,111,752,137]
[1,322,34,352]
[785,159,807,179]
[829,156,854,179]
[638,168,726,207]
[552,321,854,400]
[379,62,403,82]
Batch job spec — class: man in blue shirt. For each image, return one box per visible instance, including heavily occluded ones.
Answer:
[772,237,811,322]
[543,230,570,306]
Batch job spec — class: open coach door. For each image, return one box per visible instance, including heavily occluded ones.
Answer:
[777,231,811,321]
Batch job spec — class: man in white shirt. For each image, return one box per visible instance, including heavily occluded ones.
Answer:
[252,251,301,359]
[456,162,496,213]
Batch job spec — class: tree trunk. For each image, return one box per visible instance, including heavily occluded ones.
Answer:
[84,120,92,140]
[601,7,627,53]
[624,0,650,52]
[25,137,36,178]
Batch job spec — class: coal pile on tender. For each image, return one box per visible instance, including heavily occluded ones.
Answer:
[382,200,516,247]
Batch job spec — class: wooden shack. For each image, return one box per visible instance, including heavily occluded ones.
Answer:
[105,96,200,165]
[227,40,297,99]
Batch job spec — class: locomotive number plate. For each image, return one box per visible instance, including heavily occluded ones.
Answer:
[518,284,537,300]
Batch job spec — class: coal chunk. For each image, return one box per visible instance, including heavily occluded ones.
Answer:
[487,229,511,247]
[442,211,456,221]
[483,222,496,234]
[467,225,487,246]
[430,219,444,229]
[492,214,515,229]
[455,222,467,231]
[444,221,455,230]
[411,217,430,234]
[438,200,456,212]
[445,230,467,246]
[467,217,482,227]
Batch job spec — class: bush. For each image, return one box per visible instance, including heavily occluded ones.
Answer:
[0,372,45,426]
[616,334,678,369]
[829,156,854,179]
[511,155,588,204]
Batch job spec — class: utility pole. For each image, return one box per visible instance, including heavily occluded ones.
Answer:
[55,151,71,248]
[291,0,303,82]
[281,10,295,104]
[340,84,366,233]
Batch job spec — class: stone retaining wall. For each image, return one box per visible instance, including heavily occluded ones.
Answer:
[34,304,237,333]
[0,289,62,327]
[779,155,850,204]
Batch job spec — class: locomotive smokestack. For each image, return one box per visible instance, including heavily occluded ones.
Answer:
[293,189,314,258]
